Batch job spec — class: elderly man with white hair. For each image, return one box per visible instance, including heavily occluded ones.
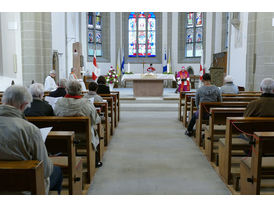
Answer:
[0,85,62,194]
[244,78,274,117]
[24,83,54,116]
[220,75,239,94]
[44,70,57,91]
[54,80,102,167]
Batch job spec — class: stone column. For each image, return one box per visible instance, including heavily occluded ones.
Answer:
[21,12,52,87]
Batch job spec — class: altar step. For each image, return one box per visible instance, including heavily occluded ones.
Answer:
[120,97,178,111]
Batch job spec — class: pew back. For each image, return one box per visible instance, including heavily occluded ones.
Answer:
[219,117,274,184]
[26,116,95,183]
[240,132,274,195]
[0,160,45,194]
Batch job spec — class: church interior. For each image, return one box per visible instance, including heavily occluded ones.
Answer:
[1,4,274,201]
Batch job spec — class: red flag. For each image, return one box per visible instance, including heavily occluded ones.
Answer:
[93,55,97,68]
[92,72,97,80]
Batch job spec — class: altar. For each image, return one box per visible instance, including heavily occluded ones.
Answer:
[121,74,175,97]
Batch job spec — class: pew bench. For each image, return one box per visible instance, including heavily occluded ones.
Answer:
[46,131,82,195]
[110,91,120,122]
[101,96,114,136]
[100,94,118,128]
[218,117,274,189]
[204,107,246,163]
[94,102,110,146]
[183,93,196,127]
[240,132,274,195]
[178,91,195,121]
[195,102,249,147]
[26,116,95,184]
[0,160,45,194]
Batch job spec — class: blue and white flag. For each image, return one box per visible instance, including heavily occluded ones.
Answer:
[163,49,167,73]
[121,49,125,75]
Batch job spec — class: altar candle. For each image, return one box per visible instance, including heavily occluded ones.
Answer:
[128,63,130,73]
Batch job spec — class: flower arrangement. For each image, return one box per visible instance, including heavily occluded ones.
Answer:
[105,66,119,85]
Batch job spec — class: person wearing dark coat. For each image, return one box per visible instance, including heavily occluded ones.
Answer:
[49,79,67,97]
[244,78,274,117]
[24,83,54,117]
[97,76,110,94]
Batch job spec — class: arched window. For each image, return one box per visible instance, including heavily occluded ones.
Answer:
[128,12,156,57]
[185,12,203,57]
[87,12,102,57]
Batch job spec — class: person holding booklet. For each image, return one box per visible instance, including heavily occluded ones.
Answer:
[0,85,63,194]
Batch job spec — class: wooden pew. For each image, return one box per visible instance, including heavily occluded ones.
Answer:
[196,102,249,147]
[240,132,274,195]
[26,116,95,184]
[0,160,45,194]
[101,96,114,136]
[111,91,120,122]
[46,131,82,195]
[189,97,197,124]
[0,92,3,104]
[204,107,246,163]
[178,91,195,121]
[222,96,259,102]
[94,102,110,146]
[183,93,196,127]
[218,117,274,186]
[100,94,118,128]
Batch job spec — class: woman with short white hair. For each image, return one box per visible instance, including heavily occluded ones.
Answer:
[220,75,239,94]
[24,83,54,116]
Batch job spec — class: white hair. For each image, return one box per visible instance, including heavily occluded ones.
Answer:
[50,70,56,74]
[224,75,233,83]
[29,83,44,98]
[67,80,82,96]
[59,79,67,88]
[2,85,33,109]
[260,78,274,94]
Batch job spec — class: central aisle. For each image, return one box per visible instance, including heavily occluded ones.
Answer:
[88,111,231,195]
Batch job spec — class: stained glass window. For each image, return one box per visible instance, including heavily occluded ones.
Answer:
[128,12,156,57]
[87,12,102,57]
[185,12,203,58]
[128,12,137,57]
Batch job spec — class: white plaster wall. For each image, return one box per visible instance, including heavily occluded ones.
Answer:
[214,12,223,53]
[228,12,248,87]
[205,12,213,71]
[52,12,81,81]
[66,12,80,78]
[0,12,23,91]
[51,12,66,80]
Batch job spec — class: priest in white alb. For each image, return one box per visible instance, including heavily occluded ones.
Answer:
[44,70,57,91]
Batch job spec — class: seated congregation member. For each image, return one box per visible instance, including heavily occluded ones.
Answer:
[49,78,67,98]
[97,75,110,94]
[0,86,63,194]
[84,82,104,103]
[44,70,57,91]
[244,78,274,117]
[24,83,54,117]
[54,80,102,167]
[220,75,239,94]
[185,73,222,136]
[69,67,78,81]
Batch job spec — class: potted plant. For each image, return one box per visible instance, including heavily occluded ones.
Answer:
[105,66,119,90]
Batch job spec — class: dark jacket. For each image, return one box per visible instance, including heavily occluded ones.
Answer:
[97,84,110,94]
[49,87,66,97]
[244,93,274,117]
[24,98,54,117]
